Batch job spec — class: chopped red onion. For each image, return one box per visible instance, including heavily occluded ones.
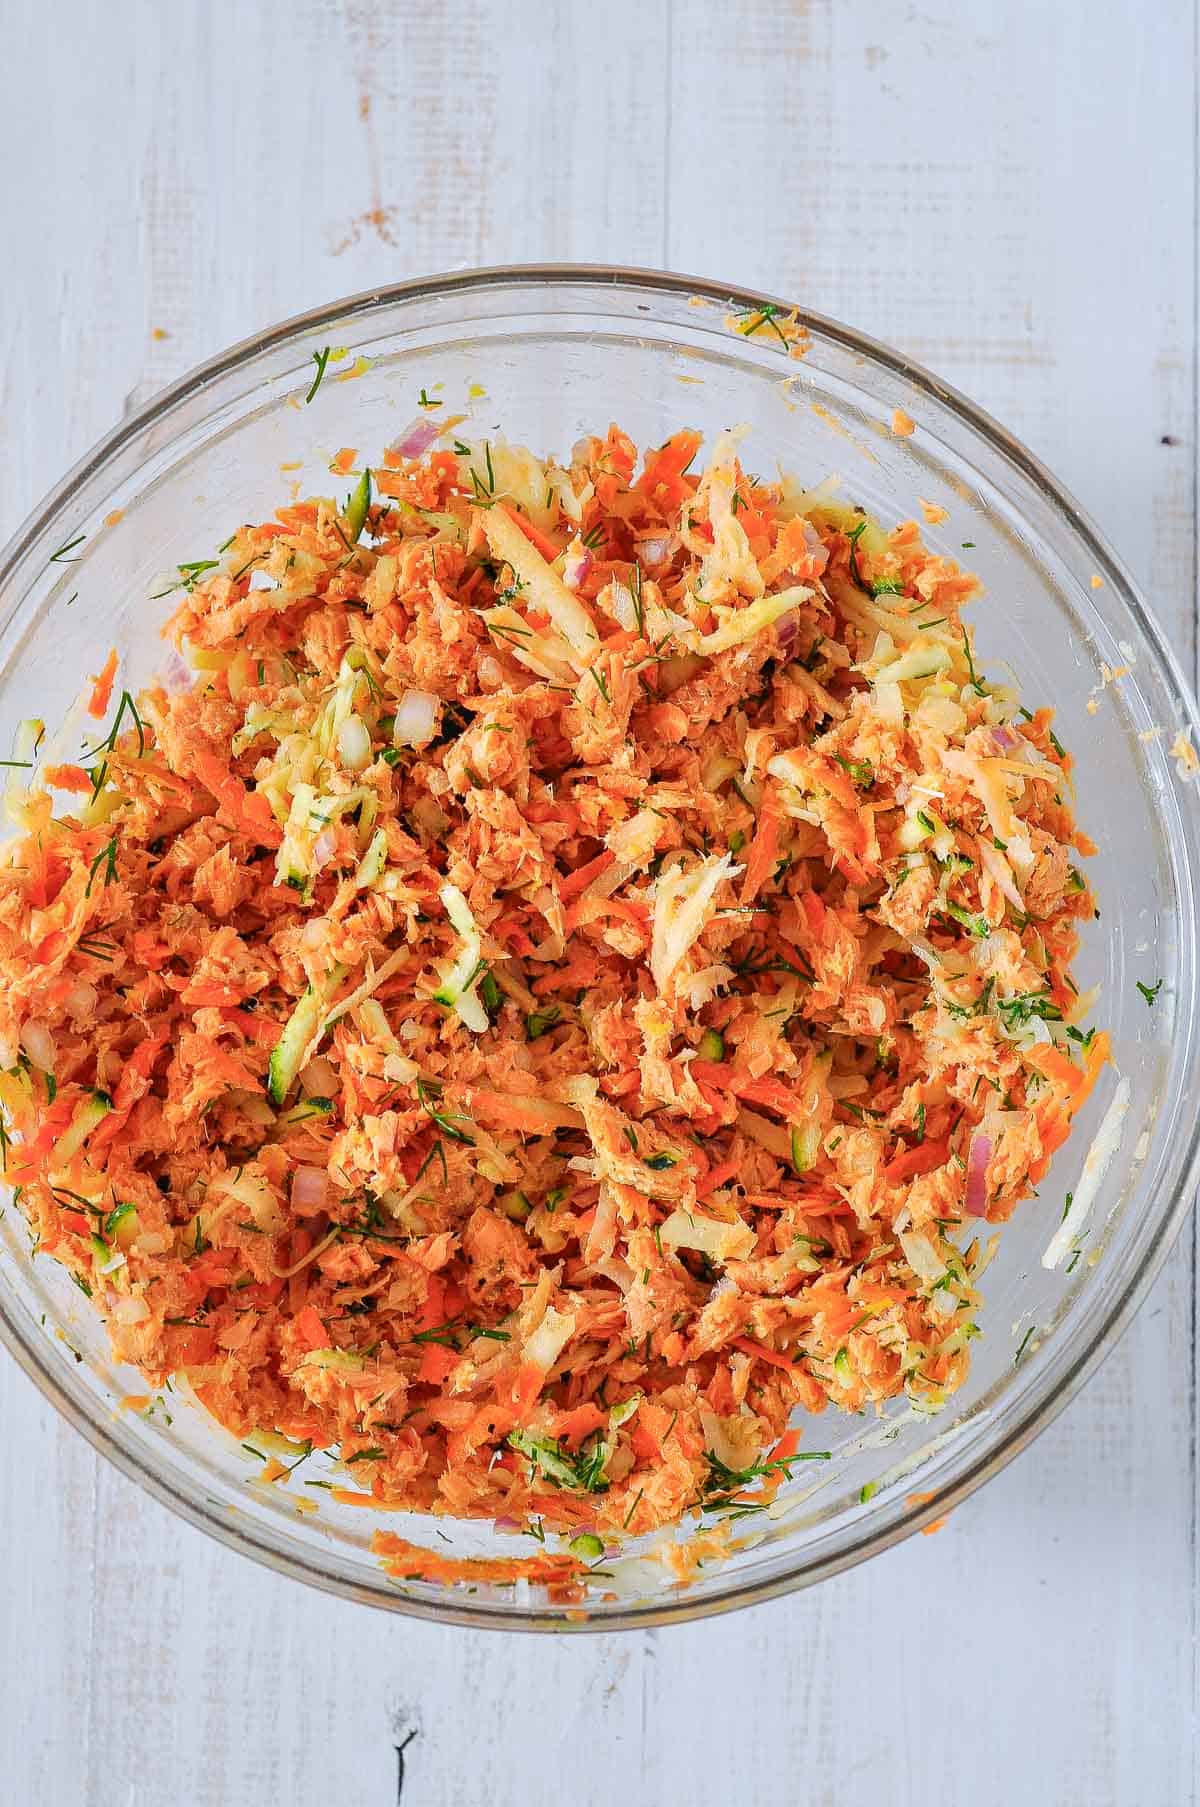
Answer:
[637,535,673,566]
[291,1165,329,1211]
[20,1019,56,1071]
[312,829,338,870]
[991,725,1021,750]
[64,980,99,1020]
[965,1133,993,1216]
[776,613,801,647]
[393,688,438,747]
[162,651,192,693]
[801,519,830,574]
[563,544,593,592]
[388,416,442,461]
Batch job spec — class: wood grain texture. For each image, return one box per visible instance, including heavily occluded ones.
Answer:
[0,2,1195,1803]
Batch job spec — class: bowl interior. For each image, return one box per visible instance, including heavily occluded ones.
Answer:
[1,270,1197,1627]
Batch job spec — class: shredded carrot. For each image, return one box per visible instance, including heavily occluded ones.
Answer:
[42,764,94,794]
[292,1305,328,1351]
[739,783,782,905]
[87,649,118,718]
[733,1337,805,1374]
[559,849,616,903]
[884,1138,951,1184]
[372,1530,587,1592]
[499,501,563,566]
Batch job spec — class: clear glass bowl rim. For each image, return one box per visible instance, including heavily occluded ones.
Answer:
[1,261,1198,1632]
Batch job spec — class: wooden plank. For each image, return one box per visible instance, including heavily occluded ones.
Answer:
[0,0,1194,1802]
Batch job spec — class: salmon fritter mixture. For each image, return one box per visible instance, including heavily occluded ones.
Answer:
[0,418,1105,1538]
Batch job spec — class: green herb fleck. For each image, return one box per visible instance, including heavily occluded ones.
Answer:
[305,346,332,403]
[525,1005,561,1041]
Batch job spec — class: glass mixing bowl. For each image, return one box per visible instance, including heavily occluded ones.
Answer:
[1,266,1198,1630]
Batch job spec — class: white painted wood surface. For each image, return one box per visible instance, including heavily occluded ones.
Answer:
[0,2,1195,1802]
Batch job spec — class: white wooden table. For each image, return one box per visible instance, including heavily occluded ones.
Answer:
[1,3,1195,1802]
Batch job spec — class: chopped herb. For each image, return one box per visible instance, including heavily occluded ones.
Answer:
[845,519,870,591]
[345,1447,386,1463]
[701,1445,830,1502]
[1013,1324,1037,1366]
[49,532,86,565]
[479,971,501,1014]
[418,389,441,408]
[525,1005,561,1040]
[736,302,788,348]
[507,1429,611,1494]
[159,558,220,599]
[416,1077,474,1145]
[1136,977,1163,1007]
[412,1316,464,1348]
[996,989,1062,1032]
[833,753,874,789]
[414,1139,449,1188]
[85,837,119,896]
[961,628,986,695]
[629,560,646,637]
[305,346,332,403]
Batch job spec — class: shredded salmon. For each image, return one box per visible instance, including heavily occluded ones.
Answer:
[0,419,1102,1545]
